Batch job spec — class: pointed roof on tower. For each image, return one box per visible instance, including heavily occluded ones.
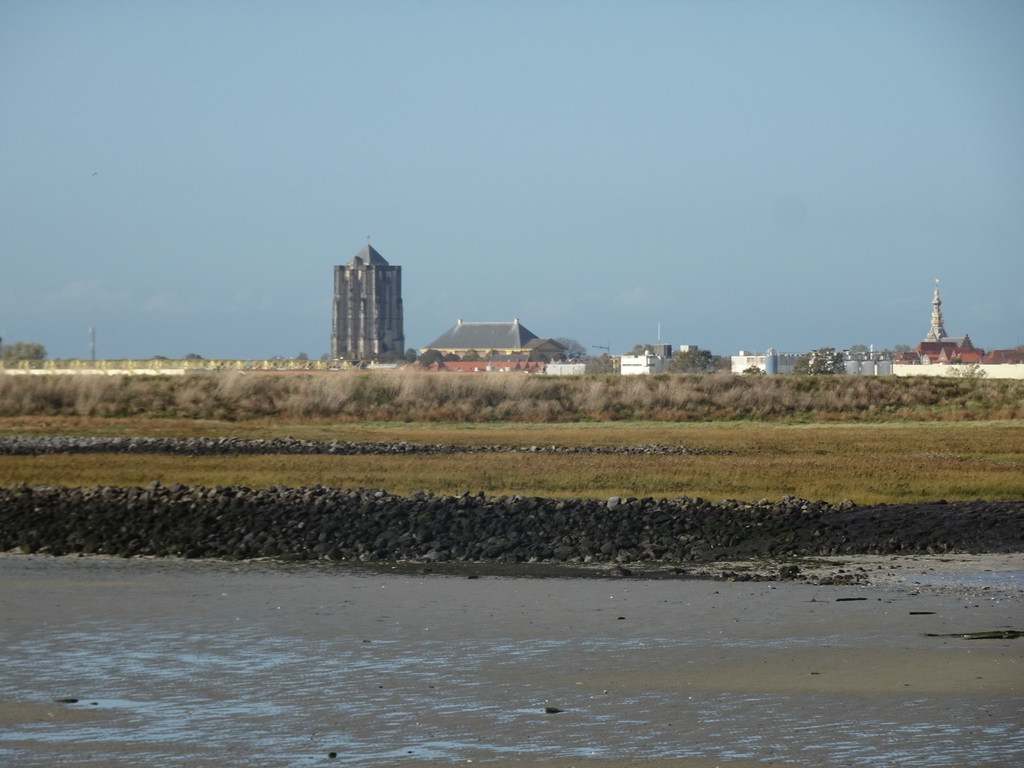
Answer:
[348,243,389,267]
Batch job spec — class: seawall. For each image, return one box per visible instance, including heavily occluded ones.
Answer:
[2,483,1020,566]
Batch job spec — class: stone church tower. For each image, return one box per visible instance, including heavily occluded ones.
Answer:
[331,244,404,360]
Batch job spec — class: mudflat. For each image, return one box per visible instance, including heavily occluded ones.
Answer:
[1,553,1021,767]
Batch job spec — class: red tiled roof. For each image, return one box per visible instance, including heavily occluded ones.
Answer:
[914,340,984,365]
[982,347,1024,365]
[952,350,984,364]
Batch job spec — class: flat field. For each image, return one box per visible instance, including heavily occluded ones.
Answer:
[2,417,1022,504]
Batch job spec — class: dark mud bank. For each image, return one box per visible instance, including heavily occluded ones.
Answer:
[2,483,1021,564]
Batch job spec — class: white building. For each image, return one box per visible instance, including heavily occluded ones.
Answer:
[545,362,588,376]
[620,352,669,375]
[730,349,803,375]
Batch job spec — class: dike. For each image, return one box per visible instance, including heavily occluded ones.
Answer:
[1,484,1021,564]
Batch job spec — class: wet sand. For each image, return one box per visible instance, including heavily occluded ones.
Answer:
[1,553,1022,767]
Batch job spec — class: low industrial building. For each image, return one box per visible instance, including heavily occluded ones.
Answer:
[730,349,803,375]
[620,352,669,375]
[619,344,676,375]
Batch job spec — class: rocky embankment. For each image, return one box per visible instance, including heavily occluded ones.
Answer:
[2,482,1021,567]
[0,436,727,456]
[2,437,1021,570]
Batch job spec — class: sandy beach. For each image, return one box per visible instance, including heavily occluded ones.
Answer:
[1,553,1021,767]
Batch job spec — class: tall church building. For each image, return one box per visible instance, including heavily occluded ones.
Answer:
[331,243,404,360]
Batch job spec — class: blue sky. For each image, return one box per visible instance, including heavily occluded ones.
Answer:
[2,0,1022,360]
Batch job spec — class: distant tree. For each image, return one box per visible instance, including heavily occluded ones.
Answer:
[554,337,588,359]
[628,344,654,355]
[183,353,203,360]
[296,352,309,361]
[587,353,616,374]
[893,344,911,355]
[420,349,443,366]
[462,349,481,362]
[1,341,46,362]
[403,348,419,363]
[848,344,869,358]
[947,363,987,379]
[818,348,847,374]
[668,348,713,373]
[742,365,765,375]
[442,352,461,362]
[793,347,845,375]
[712,355,732,373]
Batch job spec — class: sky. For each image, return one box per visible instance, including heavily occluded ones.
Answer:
[2,0,1023,360]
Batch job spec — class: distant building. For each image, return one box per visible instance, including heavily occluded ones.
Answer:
[545,362,588,375]
[421,319,565,361]
[887,280,1023,378]
[898,280,980,365]
[982,347,1024,365]
[844,358,893,376]
[331,244,404,360]
[730,349,802,375]
[619,344,712,375]
[620,351,669,375]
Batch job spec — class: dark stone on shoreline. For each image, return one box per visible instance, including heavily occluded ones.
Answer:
[0,436,731,457]
[1,483,1021,569]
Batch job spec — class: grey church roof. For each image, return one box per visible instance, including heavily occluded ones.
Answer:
[348,244,389,267]
[424,319,540,350]
[937,334,973,348]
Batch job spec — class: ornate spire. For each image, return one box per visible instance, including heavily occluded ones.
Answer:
[926,278,946,341]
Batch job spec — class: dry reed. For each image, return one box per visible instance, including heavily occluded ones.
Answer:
[1,370,1022,422]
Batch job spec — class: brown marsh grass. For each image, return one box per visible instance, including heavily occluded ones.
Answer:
[2,418,1021,504]
[2,371,1022,503]
[2,369,1023,422]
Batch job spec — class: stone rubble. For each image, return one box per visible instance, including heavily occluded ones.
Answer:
[0,436,730,456]
[2,482,1020,566]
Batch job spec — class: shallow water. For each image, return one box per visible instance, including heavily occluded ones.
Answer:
[1,556,1021,767]
[900,570,1024,590]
